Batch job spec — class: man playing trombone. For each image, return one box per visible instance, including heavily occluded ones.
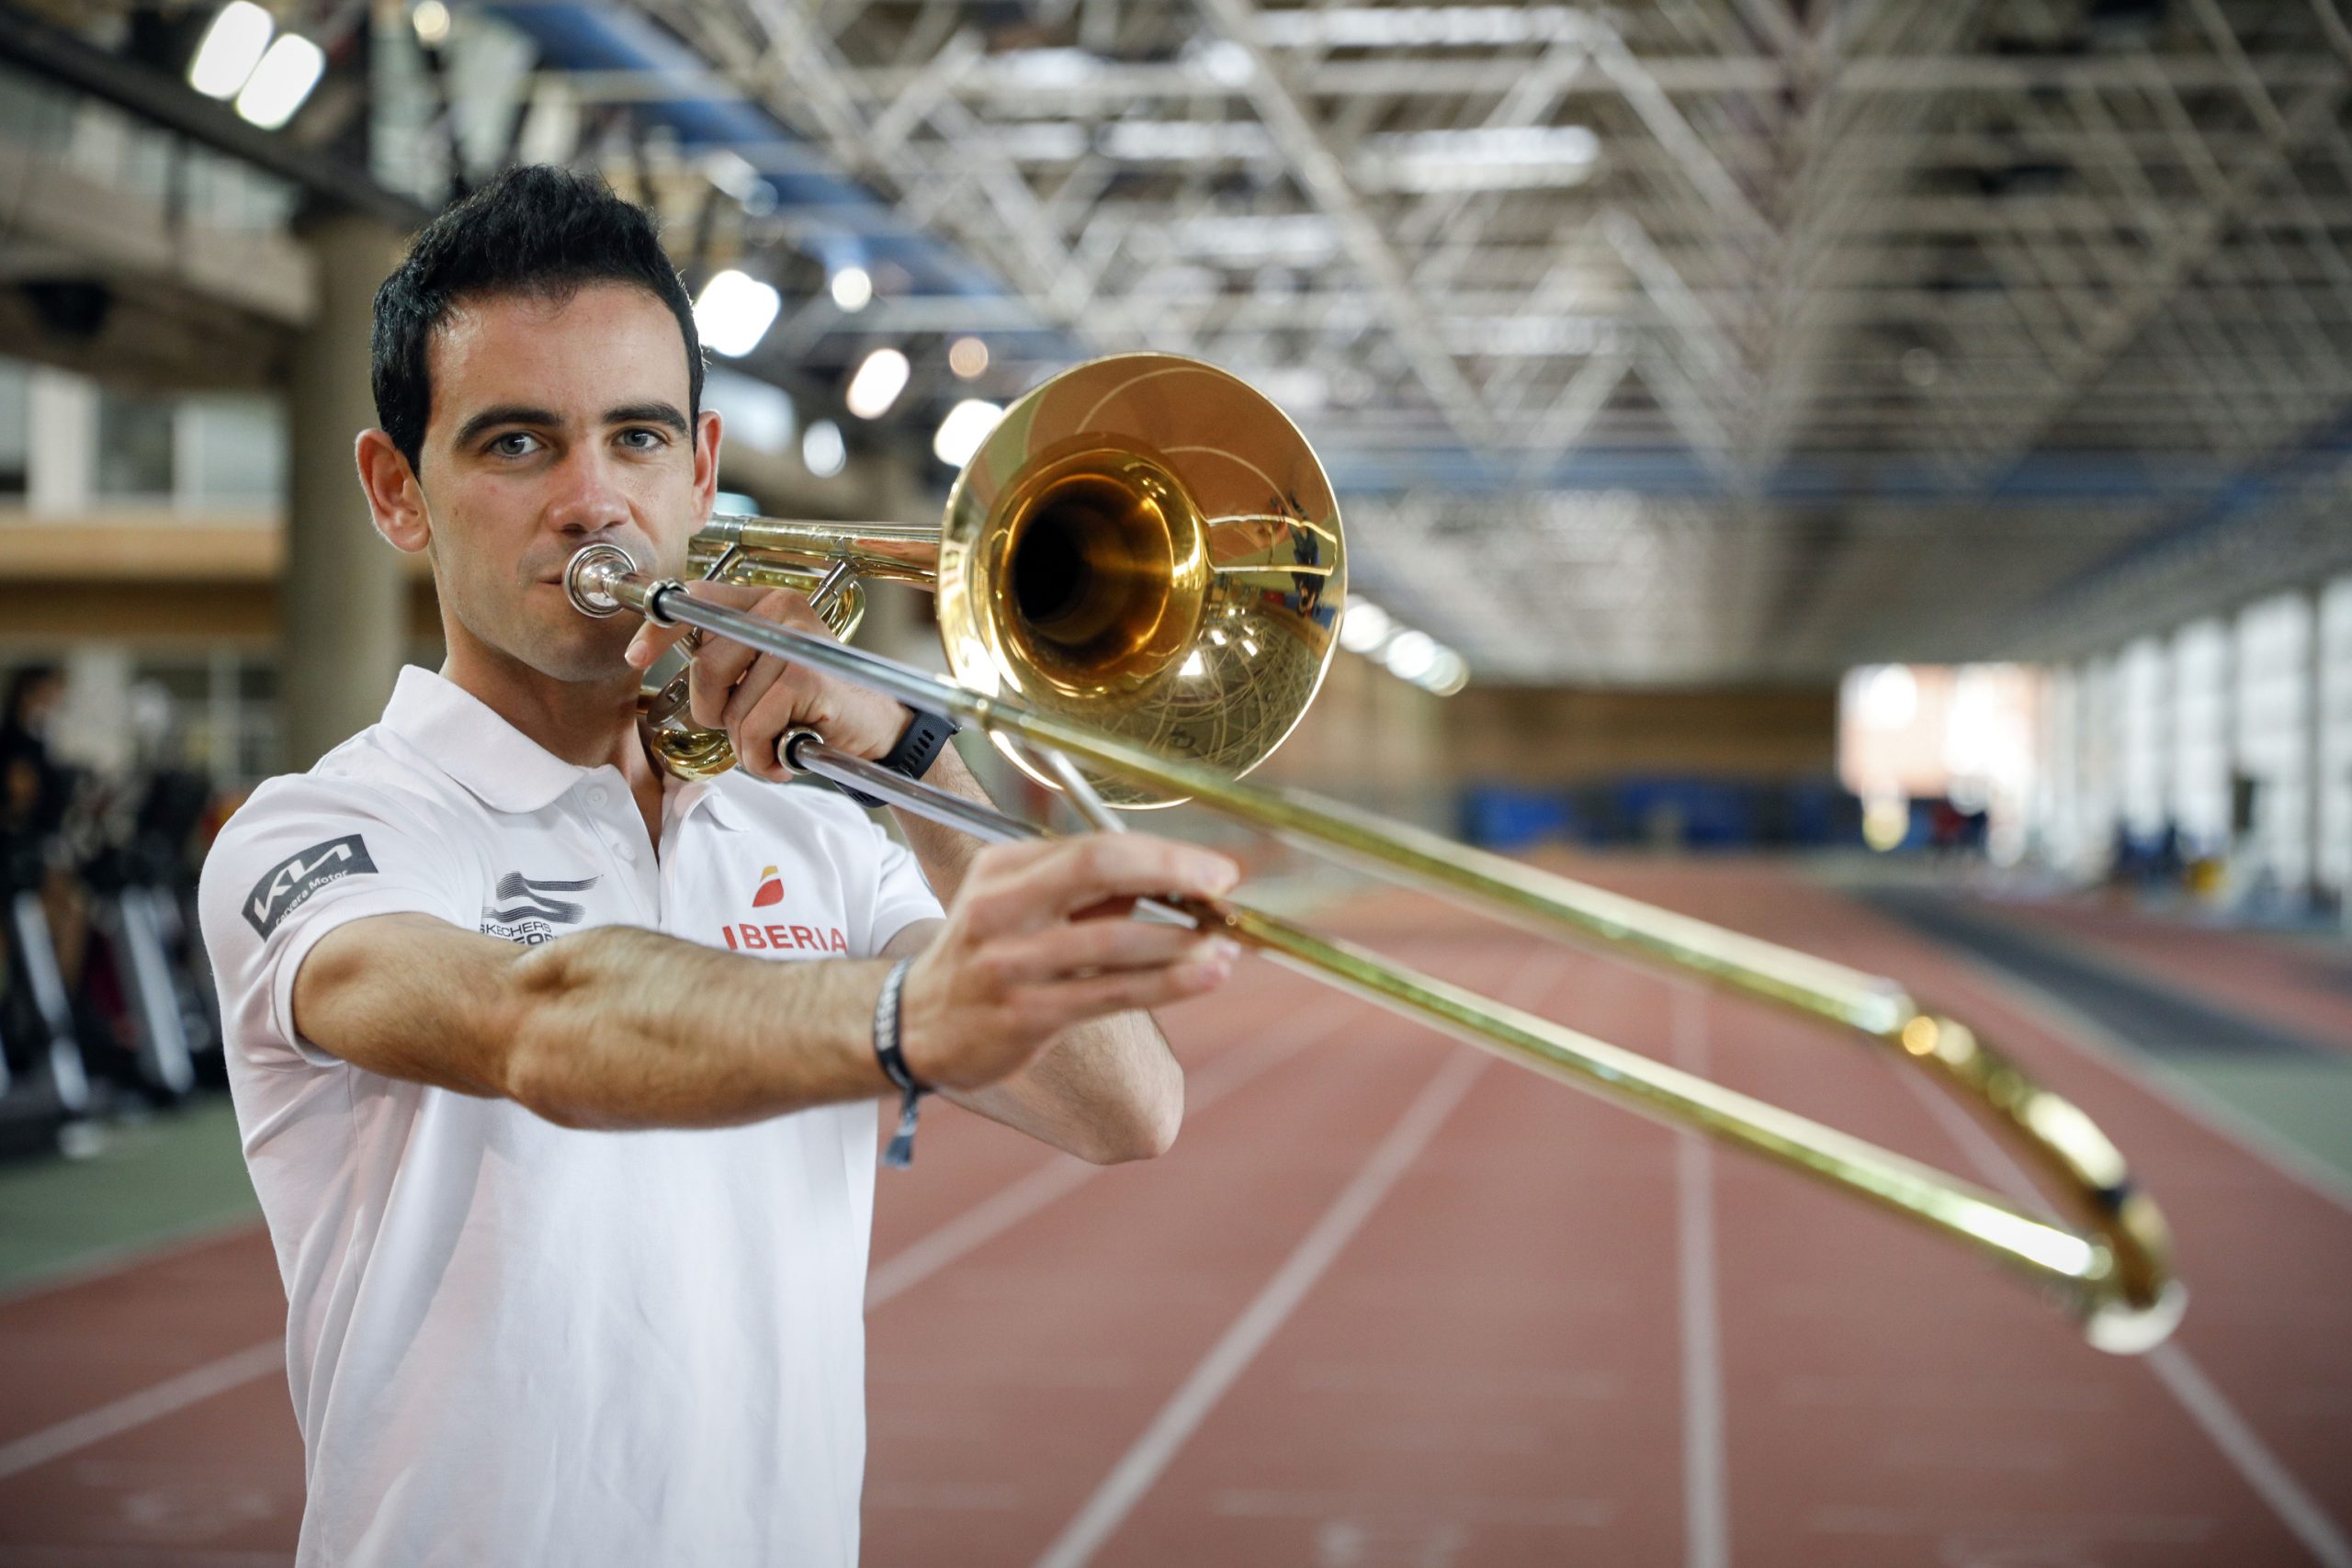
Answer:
[198,165,1238,1568]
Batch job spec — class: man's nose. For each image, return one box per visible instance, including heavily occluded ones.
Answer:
[545,447,632,536]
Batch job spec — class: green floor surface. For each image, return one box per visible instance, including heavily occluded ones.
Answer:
[2165,1056,2352,1195]
[0,1098,260,1295]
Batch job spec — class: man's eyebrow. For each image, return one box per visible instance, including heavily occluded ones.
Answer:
[605,401,691,436]
[453,404,564,448]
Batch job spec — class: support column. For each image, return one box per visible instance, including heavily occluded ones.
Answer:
[281,213,408,770]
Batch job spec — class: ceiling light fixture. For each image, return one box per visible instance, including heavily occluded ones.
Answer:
[801,419,846,479]
[932,400,1004,468]
[1362,126,1600,193]
[233,32,326,130]
[948,336,989,379]
[829,265,874,313]
[1383,630,1440,682]
[844,349,910,420]
[188,1,273,99]
[693,270,783,358]
[1338,601,1392,655]
[412,1,452,47]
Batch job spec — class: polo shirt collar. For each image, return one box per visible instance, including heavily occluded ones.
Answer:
[379,665,747,829]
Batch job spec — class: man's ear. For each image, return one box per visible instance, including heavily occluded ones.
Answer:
[355,429,431,554]
[693,408,723,521]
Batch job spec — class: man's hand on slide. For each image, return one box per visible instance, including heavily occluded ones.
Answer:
[899,835,1242,1089]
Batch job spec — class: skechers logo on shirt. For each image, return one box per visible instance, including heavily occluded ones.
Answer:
[481,873,600,946]
[245,835,375,938]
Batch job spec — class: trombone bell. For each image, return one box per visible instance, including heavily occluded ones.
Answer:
[942,355,1344,807]
[669,355,1347,808]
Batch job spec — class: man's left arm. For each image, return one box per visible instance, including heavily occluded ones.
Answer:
[879,742,1186,1165]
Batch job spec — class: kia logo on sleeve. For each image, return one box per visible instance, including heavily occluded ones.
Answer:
[244,835,377,939]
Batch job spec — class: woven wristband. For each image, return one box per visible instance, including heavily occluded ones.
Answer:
[872,957,927,1168]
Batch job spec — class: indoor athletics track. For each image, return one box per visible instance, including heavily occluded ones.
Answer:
[2,858,2349,1567]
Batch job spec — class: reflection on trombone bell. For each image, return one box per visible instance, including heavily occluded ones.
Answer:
[568,352,2184,1354]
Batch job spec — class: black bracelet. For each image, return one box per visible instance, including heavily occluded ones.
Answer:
[872,956,927,1168]
[833,709,961,809]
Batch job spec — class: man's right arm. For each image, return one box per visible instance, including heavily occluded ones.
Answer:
[291,834,1239,1132]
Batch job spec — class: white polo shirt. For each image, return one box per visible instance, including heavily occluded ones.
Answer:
[197,665,942,1568]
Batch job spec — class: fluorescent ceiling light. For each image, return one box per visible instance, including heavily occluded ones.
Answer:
[829,265,873,312]
[1383,629,1439,682]
[948,336,989,379]
[1419,649,1470,695]
[694,269,782,358]
[1170,214,1338,265]
[188,2,273,99]
[412,1,452,46]
[234,32,325,130]
[1338,601,1391,655]
[1248,367,1328,414]
[993,49,1106,87]
[994,122,1090,163]
[1361,126,1600,193]
[933,400,1004,468]
[844,349,910,420]
[1099,121,1272,162]
[1255,6,1581,48]
[801,419,846,479]
[1184,39,1256,87]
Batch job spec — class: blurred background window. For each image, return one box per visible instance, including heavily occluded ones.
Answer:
[93,387,175,502]
[178,396,286,511]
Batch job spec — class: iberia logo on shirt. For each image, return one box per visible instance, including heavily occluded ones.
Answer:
[721,863,847,954]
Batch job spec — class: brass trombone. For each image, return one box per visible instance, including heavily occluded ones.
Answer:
[566,354,2184,1354]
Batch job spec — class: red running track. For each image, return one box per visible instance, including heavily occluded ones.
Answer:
[0,860,2347,1567]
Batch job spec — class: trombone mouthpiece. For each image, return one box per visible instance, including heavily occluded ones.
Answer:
[564,542,639,616]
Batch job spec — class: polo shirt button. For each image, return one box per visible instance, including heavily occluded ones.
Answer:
[587,786,610,807]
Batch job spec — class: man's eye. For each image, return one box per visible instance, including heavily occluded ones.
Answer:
[490,433,541,457]
[618,428,666,451]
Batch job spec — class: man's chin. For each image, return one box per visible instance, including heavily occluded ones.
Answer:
[503,615,642,688]
[533,639,642,688]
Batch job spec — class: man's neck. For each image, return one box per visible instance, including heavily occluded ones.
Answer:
[441,637,654,781]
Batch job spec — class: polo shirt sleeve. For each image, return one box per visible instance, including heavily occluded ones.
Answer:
[865,818,944,954]
[198,774,476,1070]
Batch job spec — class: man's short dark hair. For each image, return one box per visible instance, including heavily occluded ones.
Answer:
[370,165,705,473]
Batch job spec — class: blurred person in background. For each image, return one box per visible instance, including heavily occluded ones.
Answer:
[197,166,1235,1567]
[2,665,89,1007]
[0,666,68,852]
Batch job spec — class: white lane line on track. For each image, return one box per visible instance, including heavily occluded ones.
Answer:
[0,1339,281,1482]
[1670,984,1730,1568]
[1030,1046,1491,1568]
[868,997,1359,1308]
[1888,1061,2352,1568]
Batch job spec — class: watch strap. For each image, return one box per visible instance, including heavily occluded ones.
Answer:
[832,708,961,808]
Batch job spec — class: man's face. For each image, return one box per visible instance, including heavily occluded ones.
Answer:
[411,283,716,683]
